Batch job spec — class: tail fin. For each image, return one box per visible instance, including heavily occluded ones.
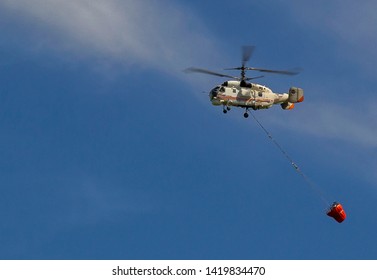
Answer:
[288,87,304,103]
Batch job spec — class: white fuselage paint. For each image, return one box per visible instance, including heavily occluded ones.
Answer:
[210,80,289,110]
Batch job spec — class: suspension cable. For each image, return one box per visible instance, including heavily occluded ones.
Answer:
[250,111,330,207]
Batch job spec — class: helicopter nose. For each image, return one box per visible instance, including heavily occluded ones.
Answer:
[209,87,219,100]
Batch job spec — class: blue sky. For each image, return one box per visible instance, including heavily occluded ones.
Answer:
[0,0,376,260]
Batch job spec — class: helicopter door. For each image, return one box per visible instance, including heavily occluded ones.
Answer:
[252,89,257,104]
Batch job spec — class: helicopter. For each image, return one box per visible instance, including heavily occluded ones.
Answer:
[185,46,304,118]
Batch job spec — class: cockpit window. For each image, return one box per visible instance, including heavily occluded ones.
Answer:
[210,86,219,97]
[219,87,225,92]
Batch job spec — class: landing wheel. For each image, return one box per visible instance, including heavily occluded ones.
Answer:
[243,112,249,118]
[223,105,231,114]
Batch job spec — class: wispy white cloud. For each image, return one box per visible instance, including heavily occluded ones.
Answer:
[270,101,377,148]
[63,178,155,225]
[0,0,222,76]
[2,1,376,167]
[263,95,377,186]
[256,1,377,150]
[274,0,377,74]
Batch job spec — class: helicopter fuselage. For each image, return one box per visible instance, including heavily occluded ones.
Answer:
[210,80,303,111]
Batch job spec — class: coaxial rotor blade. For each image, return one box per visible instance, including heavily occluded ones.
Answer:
[184,67,239,79]
[224,67,243,70]
[242,45,255,66]
[245,75,264,81]
[222,46,256,69]
[245,67,301,75]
